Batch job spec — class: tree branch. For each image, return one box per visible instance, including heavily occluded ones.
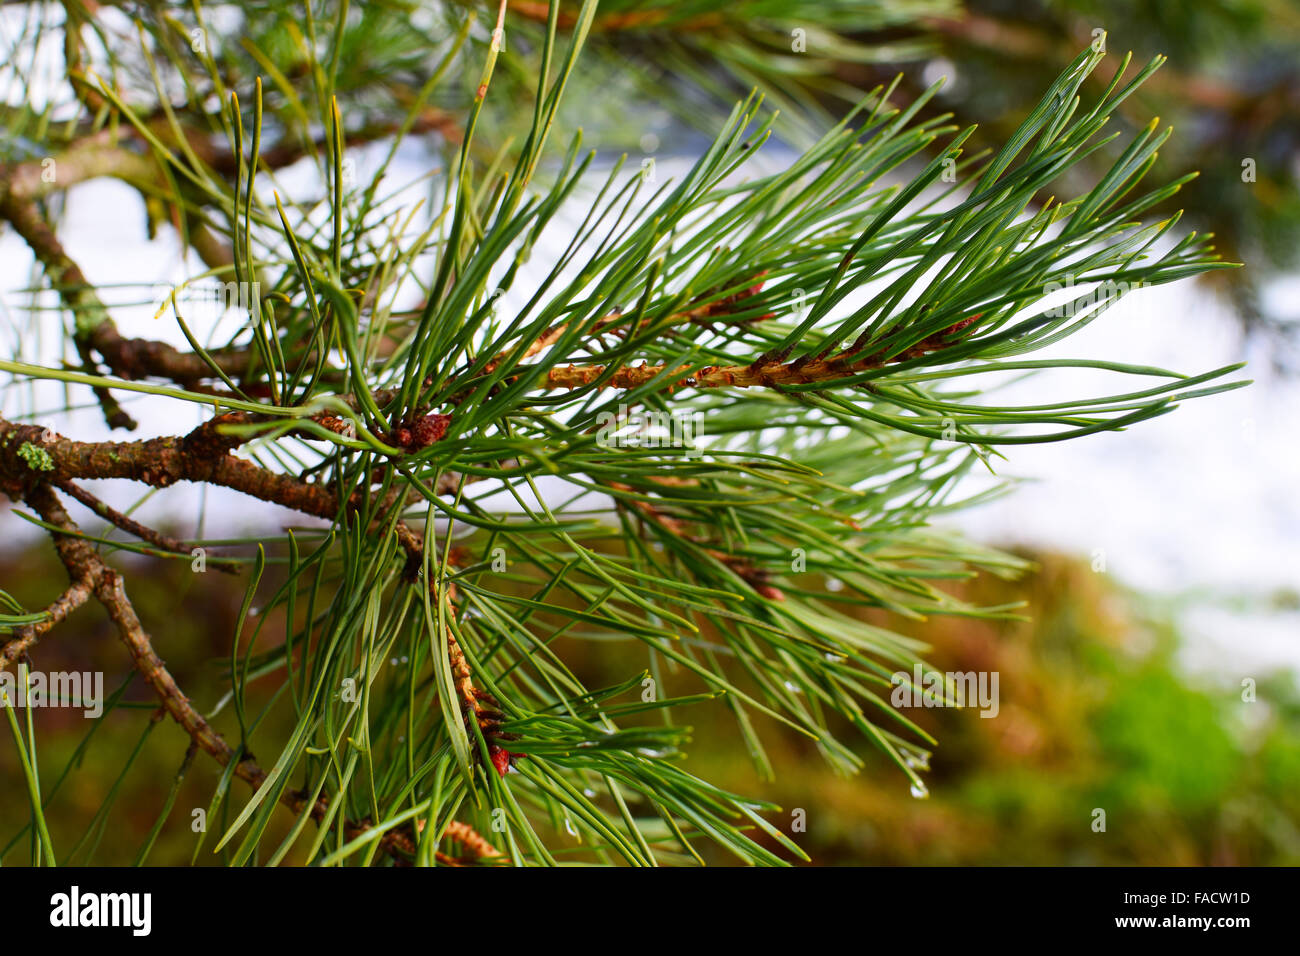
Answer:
[529,314,978,392]
[53,477,239,575]
[0,580,93,667]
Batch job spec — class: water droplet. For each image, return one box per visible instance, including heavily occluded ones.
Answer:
[563,816,579,837]
[902,750,930,771]
[782,680,802,693]
[910,781,929,800]
[390,658,399,666]
[826,578,844,592]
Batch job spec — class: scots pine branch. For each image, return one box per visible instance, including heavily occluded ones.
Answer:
[0,2,1247,866]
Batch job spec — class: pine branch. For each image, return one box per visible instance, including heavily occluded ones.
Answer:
[0,1,1251,865]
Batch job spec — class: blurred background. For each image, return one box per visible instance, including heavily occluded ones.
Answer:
[1,0,1297,864]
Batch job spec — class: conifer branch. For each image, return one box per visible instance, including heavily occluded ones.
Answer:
[0,3,1250,865]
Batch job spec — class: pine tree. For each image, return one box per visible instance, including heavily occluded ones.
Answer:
[0,1,1245,865]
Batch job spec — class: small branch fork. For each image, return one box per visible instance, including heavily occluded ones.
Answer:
[53,477,240,575]
[0,417,501,865]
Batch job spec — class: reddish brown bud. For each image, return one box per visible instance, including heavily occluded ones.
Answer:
[490,745,511,778]
[389,413,451,452]
[410,413,451,448]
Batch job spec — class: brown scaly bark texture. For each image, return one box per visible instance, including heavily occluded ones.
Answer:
[533,315,981,393]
